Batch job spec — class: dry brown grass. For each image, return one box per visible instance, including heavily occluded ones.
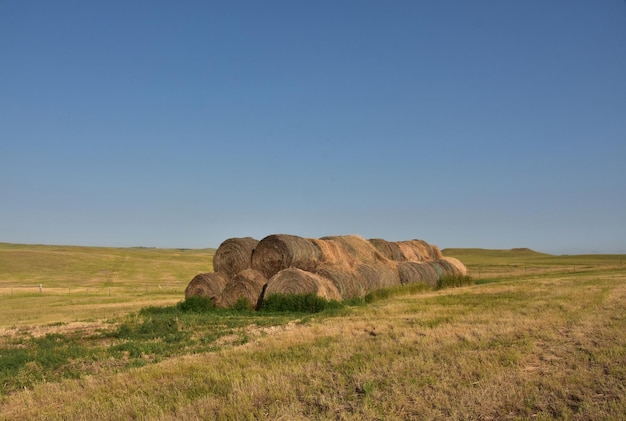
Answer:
[2,268,624,420]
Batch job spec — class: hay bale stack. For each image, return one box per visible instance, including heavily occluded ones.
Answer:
[251,234,321,279]
[396,240,442,262]
[218,269,267,309]
[320,235,386,264]
[397,262,440,288]
[355,262,401,291]
[213,237,259,277]
[309,237,358,266]
[313,264,363,299]
[265,268,342,301]
[368,238,405,261]
[435,257,467,277]
[184,272,229,304]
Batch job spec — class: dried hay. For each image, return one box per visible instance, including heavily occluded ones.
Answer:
[251,234,322,279]
[435,257,467,276]
[355,262,401,291]
[218,269,267,309]
[309,238,357,266]
[213,237,259,277]
[265,268,342,301]
[320,235,386,264]
[368,238,405,261]
[397,262,439,288]
[184,272,229,304]
[396,240,442,262]
[313,264,363,299]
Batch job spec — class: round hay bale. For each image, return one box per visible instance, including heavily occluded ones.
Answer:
[184,272,229,304]
[218,269,267,309]
[435,257,467,276]
[397,261,439,288]
[396,240,442,262]
[368,238,405,261]
[265,268,342,301]
[355,262,401,291]
[309,237,357,266]
[313,264,363,299]
[213,237,259,277]
[320,235,386,264]
[430,244,444,259]
[251,234,321,279]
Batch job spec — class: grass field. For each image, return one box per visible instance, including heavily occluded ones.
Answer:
[1,243,625,419]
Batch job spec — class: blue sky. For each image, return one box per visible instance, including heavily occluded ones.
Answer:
[1,1,625,253]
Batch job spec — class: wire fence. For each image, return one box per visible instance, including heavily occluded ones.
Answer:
[0,282,188,297]
[467,261,624,280]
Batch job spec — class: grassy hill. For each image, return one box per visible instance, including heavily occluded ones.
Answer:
[1,243,625,419]
[442,247,625,280]
[0,243,215,326]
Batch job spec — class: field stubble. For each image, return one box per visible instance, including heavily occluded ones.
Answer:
[0,245,625,419]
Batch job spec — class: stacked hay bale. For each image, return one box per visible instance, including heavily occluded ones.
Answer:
[184,234,467,309]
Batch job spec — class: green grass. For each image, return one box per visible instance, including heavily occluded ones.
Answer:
[1,243,625,419]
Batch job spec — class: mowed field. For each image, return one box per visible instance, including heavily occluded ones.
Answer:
[1,243,625,419]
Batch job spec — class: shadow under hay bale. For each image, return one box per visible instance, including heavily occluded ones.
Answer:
[218,269,267,309]
[184,272,229,304]
[213,237,259,277]
[397,261,440,288]
[265,268,342,302]
[251,234,321,279]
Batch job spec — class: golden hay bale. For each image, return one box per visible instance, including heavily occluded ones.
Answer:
[265,268,342,301]
[218,269,267,309]
[368,238,405,261]
[396,240,443,262]
[309,237,357,266]
[184,272,229,303]
[355,262,401,291]
[320,235,386,264]
[251,234,321,279]
[397,261,440,288]
[313,264,363,299]
[430,244,444,259]
[435,257,467,277]
[213,237,259,277]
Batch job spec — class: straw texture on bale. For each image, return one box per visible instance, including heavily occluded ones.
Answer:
[435,257,468,276]
[355,262,401,291]
[213,237,259,277]
[265,268,342,301]
[251,234,321,279]
[397,262,440,288]
[368,238,405,261]
[309,238,357,266]
[320,235,386,264]
[184,272,229,303]
[218,269,267,309]
[313,264,363,299]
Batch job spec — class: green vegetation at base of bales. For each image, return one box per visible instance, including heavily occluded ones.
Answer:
[260,293,342,313]
[0,279,468,393]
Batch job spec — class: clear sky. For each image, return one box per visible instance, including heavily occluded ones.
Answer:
[1,1,625,254]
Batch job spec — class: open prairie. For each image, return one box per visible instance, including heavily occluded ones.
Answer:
[1,243,625,420]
